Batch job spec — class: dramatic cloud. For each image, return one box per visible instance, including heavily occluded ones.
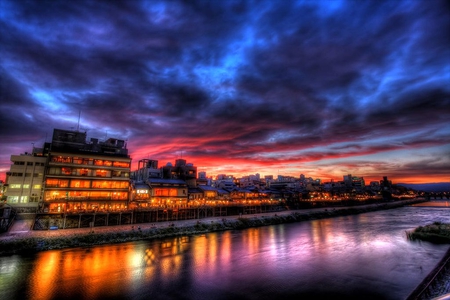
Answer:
[1,0,449,183]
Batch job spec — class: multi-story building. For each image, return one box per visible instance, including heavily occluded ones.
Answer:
[160,159,197,188]
[131,159,190,208]
[197,171,209,186]
[42,129,131,213]
[147,178,188,207]
[4,147,48,208]
[343,174,365,190]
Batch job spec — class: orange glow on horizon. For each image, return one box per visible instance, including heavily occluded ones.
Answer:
[128,153,448,185]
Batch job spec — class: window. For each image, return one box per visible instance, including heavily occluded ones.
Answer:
[14,161,25,165]
[12,173,23,177]
[111,181,128,188]
[70,180,91,188]
[10,184,21,188]
[30,194,39,202]
[94,159,104,166]
[72,158,94,165]
[73,157,83,164]
[27,162,33,165]
[112,161,130,168]
[25,173,32,177]
[23,184,30,189]
[45,179,69,188]
[51,155,72,163]
[48,167,61,175]
[20,196,28,203]
[154,188,178,196]
[92,181,111,188]
[33,184,41,189]
[79,169,90,176]
[7,196,19,203]
[90,191,111,199]
[95,170,110,177]
[112,192,127,200]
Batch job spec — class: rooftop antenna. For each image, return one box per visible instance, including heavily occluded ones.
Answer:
[77,110,81,132]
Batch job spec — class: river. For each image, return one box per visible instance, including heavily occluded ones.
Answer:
[1,204,449,300]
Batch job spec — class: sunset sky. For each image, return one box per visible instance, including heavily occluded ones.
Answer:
[1,0,449,184]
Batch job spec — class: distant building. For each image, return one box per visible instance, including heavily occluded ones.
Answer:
[161,159,197,188]
[380,176,392,191]
[343,174,365,190]
[132,159,161,181]
[197,171,208,186]
[214,175,236,190]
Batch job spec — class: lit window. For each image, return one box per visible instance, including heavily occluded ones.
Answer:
[7,196,19,203]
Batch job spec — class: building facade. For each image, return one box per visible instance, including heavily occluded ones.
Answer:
[4,149,47,208]
[42,129,131,213]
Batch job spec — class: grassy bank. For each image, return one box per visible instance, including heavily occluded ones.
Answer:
[407,222,450,244]
[0,199,424,256]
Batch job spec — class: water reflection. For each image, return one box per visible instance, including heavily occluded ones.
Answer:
[1,206,449,300]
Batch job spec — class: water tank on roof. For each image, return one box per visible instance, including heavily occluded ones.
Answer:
[187,163,193,166]
[166,162,173,166]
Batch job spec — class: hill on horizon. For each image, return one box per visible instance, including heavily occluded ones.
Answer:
[397,182,450,193]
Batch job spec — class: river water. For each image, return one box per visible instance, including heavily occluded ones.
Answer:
[1,204,450,300]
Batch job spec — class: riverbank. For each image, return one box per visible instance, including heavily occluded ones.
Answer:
[0,198,425,256]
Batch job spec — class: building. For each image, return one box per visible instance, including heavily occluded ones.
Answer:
[343,174,365,190]
[4,147,48,209]
[147,178,188,207]
[42,129,131,213]
[197,171,209,186]
[160,159,197,188]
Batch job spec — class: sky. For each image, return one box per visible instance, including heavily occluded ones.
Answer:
[1,0,449,184]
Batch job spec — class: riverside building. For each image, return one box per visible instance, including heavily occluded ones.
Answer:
[42,129,131,213]
[131,159,192,208]
[4,147,48,210]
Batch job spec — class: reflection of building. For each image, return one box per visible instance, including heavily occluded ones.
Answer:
[43,129,131,213]
[4,148,47,208]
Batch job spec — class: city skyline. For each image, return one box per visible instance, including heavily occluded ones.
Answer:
[1,0,449,184]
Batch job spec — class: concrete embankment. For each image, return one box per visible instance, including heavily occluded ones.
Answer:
[406,247,450,300]
[0,198,425,256]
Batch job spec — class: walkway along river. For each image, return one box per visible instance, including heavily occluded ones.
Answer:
[0,199,450,300]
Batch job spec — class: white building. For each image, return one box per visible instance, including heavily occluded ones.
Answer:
[5,149,47,208]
